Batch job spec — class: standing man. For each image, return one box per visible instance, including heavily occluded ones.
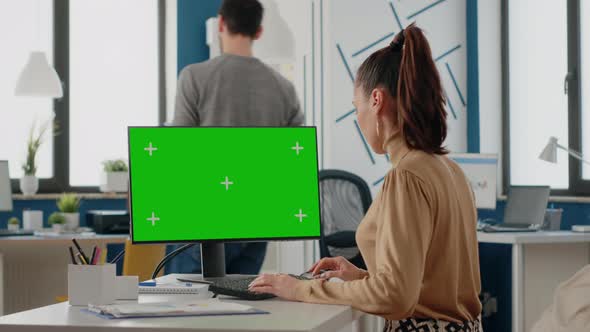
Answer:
[170,0,303,275]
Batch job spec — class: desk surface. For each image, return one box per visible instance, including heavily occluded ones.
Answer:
[0,274,359,332]
[477,230,590,244]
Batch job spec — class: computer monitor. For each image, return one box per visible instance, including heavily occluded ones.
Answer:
[0,161,13,212]
[128,127,321,277]
[449,154,498,210]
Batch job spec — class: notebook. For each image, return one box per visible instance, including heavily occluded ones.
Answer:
[87,298,268,319]
[138,281,209,295]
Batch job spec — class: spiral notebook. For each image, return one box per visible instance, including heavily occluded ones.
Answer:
[139,282,209,295]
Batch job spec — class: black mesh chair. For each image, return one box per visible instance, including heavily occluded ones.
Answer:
[318,170,371,270]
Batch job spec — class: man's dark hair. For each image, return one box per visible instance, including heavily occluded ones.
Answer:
[219,0,264,38]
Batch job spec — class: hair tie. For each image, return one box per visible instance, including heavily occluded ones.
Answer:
[390,29,405,52]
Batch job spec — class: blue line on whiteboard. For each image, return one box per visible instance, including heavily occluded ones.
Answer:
[353,120,375,165]
[407,0,446,19]
[435,44,461,62]
[373,176,386,187]
[336,43,354,82]
[335,109,356,123]
[444,90,457,120]
[445,62,466,106]
[389,2,403,31]
[352,32,395,57]
[451,158,497,165]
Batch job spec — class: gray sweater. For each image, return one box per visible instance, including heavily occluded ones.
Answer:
[173,54,303,127]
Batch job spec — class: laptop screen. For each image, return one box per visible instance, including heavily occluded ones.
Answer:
[503,186,550,225]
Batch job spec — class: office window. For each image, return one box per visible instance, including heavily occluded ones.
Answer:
[508,0,569,189]
[69,0,159,186]
[505,0,590,194]
[0,1,54,179]
[582,0,590,179]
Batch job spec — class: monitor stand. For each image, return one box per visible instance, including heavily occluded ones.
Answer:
[201,242,226,278]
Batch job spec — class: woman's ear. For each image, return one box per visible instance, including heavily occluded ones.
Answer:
[370,88,386,115]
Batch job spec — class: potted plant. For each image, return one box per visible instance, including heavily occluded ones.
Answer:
[100,159,129,193]
[57,193,80,231]
[7,217,20,231]
[48,212,66,233]
[20,121,51,195]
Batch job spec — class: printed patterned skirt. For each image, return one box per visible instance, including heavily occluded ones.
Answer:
[384,317,483,332]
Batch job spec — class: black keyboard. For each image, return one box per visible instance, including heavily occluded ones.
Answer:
[206,274,312,301]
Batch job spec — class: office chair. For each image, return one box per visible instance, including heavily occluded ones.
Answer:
[318,170,370,270]
[123,239,166,281]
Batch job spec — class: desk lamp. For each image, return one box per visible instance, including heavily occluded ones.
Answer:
[538,137,590,166]
[538,137,590,232]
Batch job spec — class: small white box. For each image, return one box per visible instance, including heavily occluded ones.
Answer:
[116,276,139,300]
[68,264,116,306]
[22,210,43,230]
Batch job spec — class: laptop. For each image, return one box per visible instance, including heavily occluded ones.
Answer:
[482,186,550,232]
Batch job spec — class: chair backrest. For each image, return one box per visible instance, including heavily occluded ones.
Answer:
[318,170,371,268]
[122,239,166,281]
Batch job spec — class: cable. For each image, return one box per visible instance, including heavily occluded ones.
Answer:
[151,243,197,280]
[109,250,125,264]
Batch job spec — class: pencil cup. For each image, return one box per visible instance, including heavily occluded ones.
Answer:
[68,264,116,306]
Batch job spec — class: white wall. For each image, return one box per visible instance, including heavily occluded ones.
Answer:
[323,0,469,195]
[477,0,503,194]
[165,0,177,124]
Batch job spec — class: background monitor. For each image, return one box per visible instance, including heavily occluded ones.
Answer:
[128,127,321,245]
[449,154,498,210]
[0,161,13,212]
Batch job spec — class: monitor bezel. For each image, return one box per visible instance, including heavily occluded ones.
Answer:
[127,126,323,245]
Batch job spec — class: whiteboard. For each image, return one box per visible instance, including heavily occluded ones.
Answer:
[0,161,13,211]
[449,154,498,210]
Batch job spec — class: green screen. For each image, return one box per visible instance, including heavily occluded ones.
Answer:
[128,127,321,243]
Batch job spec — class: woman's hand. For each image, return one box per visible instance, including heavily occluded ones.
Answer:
[308,256,368,281]
[248,274,302,301]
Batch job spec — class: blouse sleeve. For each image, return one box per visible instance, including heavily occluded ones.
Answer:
[294,169,434,320]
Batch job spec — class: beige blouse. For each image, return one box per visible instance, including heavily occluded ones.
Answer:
[295,135,482,322]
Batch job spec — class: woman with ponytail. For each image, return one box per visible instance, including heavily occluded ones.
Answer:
[250,24,482,331]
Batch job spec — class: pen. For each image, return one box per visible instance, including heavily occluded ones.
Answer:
[89,246,97,265]
[68,246,78,264]
[91,247,101,265]
[72,238,90,264]
[139,280,157,287]
[100,248,107,265]
[76,252,88,265]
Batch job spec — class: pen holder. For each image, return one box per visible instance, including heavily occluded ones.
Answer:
[68,264,116,306]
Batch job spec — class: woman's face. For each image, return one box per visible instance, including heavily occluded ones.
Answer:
[353,85,387,154]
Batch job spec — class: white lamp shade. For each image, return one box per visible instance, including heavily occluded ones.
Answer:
[539,136,558,163]
[15,51,63,98]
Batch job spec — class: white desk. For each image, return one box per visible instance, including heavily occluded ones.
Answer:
[0,234,128,315]
[0,273,363,332]
[478,231,590,332]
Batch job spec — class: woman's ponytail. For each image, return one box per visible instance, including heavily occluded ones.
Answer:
[357,23,448,154]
